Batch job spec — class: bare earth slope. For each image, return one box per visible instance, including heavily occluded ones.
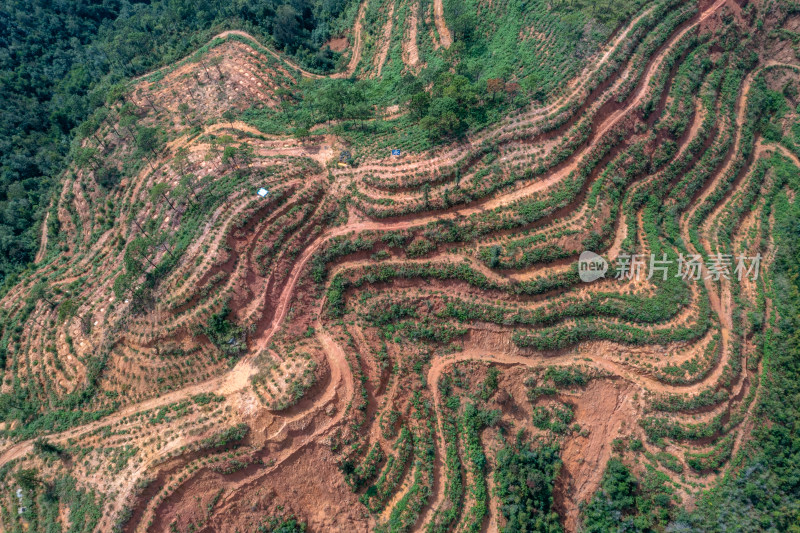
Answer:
[1,1,799,532]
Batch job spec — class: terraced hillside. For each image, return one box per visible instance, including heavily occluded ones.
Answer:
[2,0,800,531]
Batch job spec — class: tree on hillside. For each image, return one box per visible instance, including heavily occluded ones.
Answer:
[33,438,66,459]
[150,183,177,211]
[14,469,42,492]
[315,80,373,125]
[274,5,304,51]
[175,174,200,204]
[74,147,101,172]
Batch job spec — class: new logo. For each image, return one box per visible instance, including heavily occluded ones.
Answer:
[578,251,608,282]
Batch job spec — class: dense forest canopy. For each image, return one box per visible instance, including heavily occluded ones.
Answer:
[0,0,356,285]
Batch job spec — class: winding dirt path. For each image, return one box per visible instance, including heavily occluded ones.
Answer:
[402,1,421,69]
[433,0,452,48]
[334,1,368,78]
[0,360,258,467]
[35,211,49,263]
[135,16,370,85]
[373,3,396,78]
